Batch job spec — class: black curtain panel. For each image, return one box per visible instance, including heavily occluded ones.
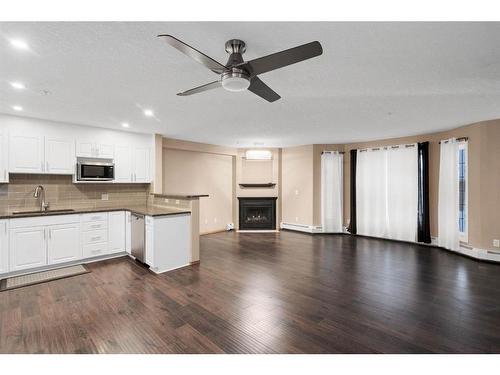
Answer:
[347,149,357,234]
[417,142,431,243]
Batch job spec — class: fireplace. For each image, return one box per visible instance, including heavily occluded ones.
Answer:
[238,197,277,230]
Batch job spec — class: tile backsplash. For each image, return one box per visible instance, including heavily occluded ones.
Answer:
[0,174,149,212]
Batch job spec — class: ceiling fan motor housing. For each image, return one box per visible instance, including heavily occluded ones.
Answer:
[221,68,250,92]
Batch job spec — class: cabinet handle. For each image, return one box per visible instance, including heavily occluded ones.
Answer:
[3,170,5,181]
[91,236,101,242]
[46,161,49,171]
[49,229,52,240]
[91,224,101,229]
[44,229,46,240]
[41,161,44,172]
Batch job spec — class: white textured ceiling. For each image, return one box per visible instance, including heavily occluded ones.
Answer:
[1,22,500,147]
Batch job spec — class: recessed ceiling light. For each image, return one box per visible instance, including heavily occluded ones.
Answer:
[10,82,26,90]
[12,105,23,111]
[9,39,29,50]
[143,109,154,117]
[121,122,130,128]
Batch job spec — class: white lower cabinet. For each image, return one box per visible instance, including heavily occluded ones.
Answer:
[108,211,125,253]
[9,227,47,272]
[0,221,8,274]
[48,223,81,265]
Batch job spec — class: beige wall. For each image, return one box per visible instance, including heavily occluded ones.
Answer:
[281,145,314,226]
[163,148,234,235]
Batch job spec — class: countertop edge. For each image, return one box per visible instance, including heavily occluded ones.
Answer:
[0,206,191,220]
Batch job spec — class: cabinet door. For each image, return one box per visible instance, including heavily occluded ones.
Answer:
[133,147,151,183]
[47,223,81,265]
[0,130,8,183]
[0,221,8,274]
[125,212,131,254]
[76,140,95,158]
[98,143,114,159]
[114,145,133,182]
[9,133,44,173]
[145,223,154,266]
[108,211,125,253]
[9,227,47,272]
[45,137,75,175]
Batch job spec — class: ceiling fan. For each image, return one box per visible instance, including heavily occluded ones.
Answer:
[158,35,323,102]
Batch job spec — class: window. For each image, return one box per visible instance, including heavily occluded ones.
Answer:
[458,142,468,242]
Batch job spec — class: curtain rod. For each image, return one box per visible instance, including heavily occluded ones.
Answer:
[357,143,416,152]
[321,151,345,154]
[439,137,468,144]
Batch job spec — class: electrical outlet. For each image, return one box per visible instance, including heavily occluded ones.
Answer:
[101,193,109,201]
[295,216,299,222]
[175,200,180,205]
[164,198,169,203]
[204,219,208,224]
[214,217,217,223]
[295,189,299,195]
[493,239,500,248]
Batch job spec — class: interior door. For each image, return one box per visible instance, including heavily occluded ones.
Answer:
[47,223,81,265]
[9,227,47,271]
[133,147,151,183]
[9,133,44,173]
[114,145,132,182]
[45,137,75,174]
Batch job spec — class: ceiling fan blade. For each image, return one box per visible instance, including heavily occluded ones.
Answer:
[248,77,281,102]
[177,80,222,96]
[158,34,228,74]
[240,41,322,76]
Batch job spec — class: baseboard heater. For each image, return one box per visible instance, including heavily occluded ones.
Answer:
[280,222,323,233]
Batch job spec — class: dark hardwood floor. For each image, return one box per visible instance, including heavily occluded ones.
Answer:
[1,231,500,353]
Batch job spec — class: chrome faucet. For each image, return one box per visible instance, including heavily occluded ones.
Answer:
[33,185,49,212]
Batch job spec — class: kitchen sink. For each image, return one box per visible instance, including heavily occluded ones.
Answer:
[12,209,76,215]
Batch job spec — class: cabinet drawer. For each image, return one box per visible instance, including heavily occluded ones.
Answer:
[82,220,108,232]
[82,229,108,244]
[81,213,108,223]
[82,242,108,258]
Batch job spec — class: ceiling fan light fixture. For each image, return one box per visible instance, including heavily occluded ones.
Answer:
[221,70,250,92]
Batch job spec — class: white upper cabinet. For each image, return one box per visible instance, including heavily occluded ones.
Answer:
[2,115,153,183]
[0,129,8,183]
[76,140,114,159]
[45,137,75,174]
[47,223,81,265]
[9,133,44,173]
[114,144,133,182]
[10,133,75,175]
[133,146,151,183]
[0,221,8,274]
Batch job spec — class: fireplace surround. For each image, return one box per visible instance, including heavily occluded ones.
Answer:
[238,197,277,230]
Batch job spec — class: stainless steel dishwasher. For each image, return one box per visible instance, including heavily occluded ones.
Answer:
[131,213,146,263]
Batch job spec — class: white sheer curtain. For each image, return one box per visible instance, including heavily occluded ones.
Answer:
[321,151,343,233]
[386,146,418,241]
[356,145,418,242]
[438,138,459,250]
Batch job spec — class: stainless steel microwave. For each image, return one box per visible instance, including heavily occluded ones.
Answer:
[76,158,115,181]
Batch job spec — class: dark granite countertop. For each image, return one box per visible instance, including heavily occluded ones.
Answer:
[0,205,191,220]
[151,193,209,200]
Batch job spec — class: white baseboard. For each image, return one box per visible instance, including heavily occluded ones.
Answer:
[280,222,323,233]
